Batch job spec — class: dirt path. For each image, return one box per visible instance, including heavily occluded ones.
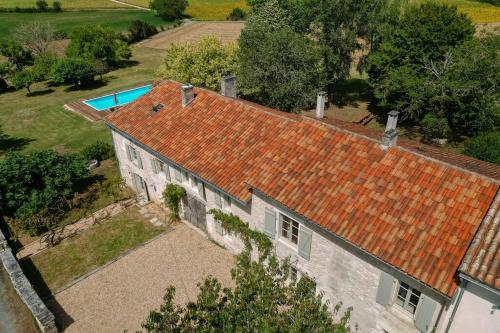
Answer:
[50,222,234,332]
[110,0,149,10]
[138,21,245,49]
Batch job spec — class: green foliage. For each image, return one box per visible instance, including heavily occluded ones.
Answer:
[0,150,88,234]
[51,56,96,87]
[464,132,500,165]
[10,68,34,94]
[36,0,48,11]
[158,36,238,91]
[420,113,450,141]
[238,1,324,112]
[163,184,186,220]
[150,0,188,20]
[127,20,157,43]
[0,62,10,92]
[227,7,246,20]
[143,210,354,332]
[32,52,57,81]
[66,25,130,64]
[52,1,62,12]
[0,39,32,69]
[81,141,114,162]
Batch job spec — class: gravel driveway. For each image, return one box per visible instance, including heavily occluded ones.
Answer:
[49,223,234,332]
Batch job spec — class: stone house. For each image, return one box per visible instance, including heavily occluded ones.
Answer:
[106,78,500,333]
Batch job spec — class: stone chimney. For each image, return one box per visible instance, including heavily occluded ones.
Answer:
[181,84,194,107]
[221,75,237,98]
[315,91,327,119]
[381,110,399,150]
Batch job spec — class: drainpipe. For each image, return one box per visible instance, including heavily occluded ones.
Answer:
[445,279,467,333]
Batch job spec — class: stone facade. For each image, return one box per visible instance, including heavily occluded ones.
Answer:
[111,129,454,333]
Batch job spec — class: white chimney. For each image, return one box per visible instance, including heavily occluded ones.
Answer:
[221,75,237,98]
[381,110,399,150]
[315,91,327,119]
[181,84,194,107]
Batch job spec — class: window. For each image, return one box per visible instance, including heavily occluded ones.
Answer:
[182,171,189,183]
[151,158,171,181]
[222,195,231,211]
[125,144,142,169]
[214,191,230,211]
[281,214,299,245]
[196,178,206,201]
[395,281,421,315]
[172,167,182,182]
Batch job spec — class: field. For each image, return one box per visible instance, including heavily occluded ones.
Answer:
[412,0,500,23]
[0,10,171,39]
[0,0,127,9]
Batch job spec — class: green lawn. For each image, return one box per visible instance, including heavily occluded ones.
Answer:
[0,10,171,39]
[0,0,127,9]
[22,207,165,295]
[0,47,164,155]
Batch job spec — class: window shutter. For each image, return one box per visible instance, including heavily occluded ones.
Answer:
[174,168,182,182]
[214,220,223,235]
[151,158,158,174]
[264,207,276,239]
[197,180,205,200]
[163,164,171,181]
[136,151,143,169]
[376,271,396,306]
[414,295,438,333]
[125,145,132,161]
[298,226,312,260]
[214,191,222,208]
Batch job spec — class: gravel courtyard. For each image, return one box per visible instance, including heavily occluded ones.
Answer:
[49,223,235,332]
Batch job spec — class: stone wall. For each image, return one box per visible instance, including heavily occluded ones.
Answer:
[0,229,57,333]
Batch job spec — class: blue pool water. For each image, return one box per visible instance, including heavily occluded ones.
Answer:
[84,85,152,111]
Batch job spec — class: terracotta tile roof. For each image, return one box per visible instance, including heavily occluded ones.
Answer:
[460,191,500,289]
[106,81,500,297]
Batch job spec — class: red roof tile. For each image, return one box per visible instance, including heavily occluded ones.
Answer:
[106,81,500,297]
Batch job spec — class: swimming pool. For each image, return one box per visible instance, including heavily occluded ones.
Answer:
[84,85,152,111]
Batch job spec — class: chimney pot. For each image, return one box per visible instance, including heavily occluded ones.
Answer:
[181,84,194,107]
[221,75,237,98]
[381,110,400,150]
[316,91,327,119]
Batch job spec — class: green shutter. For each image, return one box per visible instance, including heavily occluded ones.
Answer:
[298,226,312,260]
[125,145,132,161]
[136,150,143,169]
[197,180,205,200]
[163,164,171,181]
[150,158,158,174]
[214,220,223,235]
[264,207,276,239]
[376,271,396,306]
[214,191,222,208]
[415,295,438,333]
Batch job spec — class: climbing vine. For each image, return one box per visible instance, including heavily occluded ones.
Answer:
[163,184,186,221]
[209,208,272,261]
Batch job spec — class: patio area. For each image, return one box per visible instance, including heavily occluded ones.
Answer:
[48,222,235,332]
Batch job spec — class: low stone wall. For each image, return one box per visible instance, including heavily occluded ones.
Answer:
[0,229,58,333]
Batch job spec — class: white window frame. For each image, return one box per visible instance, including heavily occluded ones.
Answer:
[126,144,141,167]
[279,213,300,246]
[394,281,421,316]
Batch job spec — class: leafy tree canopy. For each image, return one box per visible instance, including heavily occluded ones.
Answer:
[157,36,238,91]
[150,0,187,21]
[0,150,88,222]
[0,39,33,69]
[464,132,500,165]
[142,210,354,332]
[51,56,96,87]
[10,68,35,95]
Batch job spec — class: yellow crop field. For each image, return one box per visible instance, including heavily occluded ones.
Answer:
[412,0,500,23]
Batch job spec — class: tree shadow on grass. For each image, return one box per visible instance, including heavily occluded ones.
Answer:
[0,129,34,155]
[332,78,373,108]
[64,80,108,92]
[27,89,55,97]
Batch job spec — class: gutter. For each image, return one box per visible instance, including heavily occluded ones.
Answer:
[445,279,467,333]
[105,123,249,207]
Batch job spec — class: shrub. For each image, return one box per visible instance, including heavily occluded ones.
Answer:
[464,132,500,165]
[227,7,246,21]
[163,184,186,220]
[81,141,114,162]
[420,113,450,141]
[115,41,132,60]
[10,69,34,95]
[150,0,188,21]
[32,52,57,81]
[36,0,48,11]
[51,57,96,87]
[52,0,62,12]
[128,20,157,43]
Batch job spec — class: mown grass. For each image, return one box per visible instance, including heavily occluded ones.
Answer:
[0,47,164,155]
[0,10,171,39]
[22,207,165,295]
[411,0,500,23]
[0,0,127,9]
[120,0,249,20]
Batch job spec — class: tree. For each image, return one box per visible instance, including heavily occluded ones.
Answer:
[227,8,246,21]
[127,20,158,43]
[10,68,34,95]
[150,0,188,21]
[115,41,132,60]
[238,0,324,112]
[0,39,32,69]
[66,25,131,64]
[52,1,62,12]
[158,36,238,91]
[51,57,96,87]
[366,3,475,122]
[0,150,88,234]
[36,0,48,11]
[0,62,11,92]
[14,21,55,57]
[142,210,354,332]
[81,141,114,162]
[464,132,500,165]
[32,52,58,81]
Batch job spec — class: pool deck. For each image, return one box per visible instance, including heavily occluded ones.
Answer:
[64,100,117,122]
